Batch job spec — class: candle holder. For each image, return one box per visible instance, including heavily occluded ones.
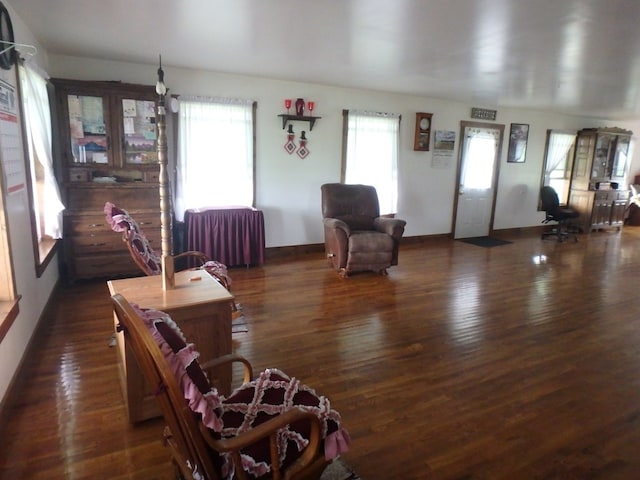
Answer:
[284,99,292,114]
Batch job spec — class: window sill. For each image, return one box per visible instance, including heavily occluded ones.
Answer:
[35,238,59,278]
[0,295,21,343]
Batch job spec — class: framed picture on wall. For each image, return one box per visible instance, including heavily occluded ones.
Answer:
[507,123,529,163]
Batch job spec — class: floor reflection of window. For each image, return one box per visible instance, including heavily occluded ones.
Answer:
[448,279,484,344]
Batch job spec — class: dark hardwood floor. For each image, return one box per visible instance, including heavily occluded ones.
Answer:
[2,227,640,479]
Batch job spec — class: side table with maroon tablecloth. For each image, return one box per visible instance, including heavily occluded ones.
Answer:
[184,207,265,267]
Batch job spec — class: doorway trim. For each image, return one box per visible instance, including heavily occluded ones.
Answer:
[452,121,505,238]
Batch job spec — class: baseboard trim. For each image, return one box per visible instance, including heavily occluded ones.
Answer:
[263,228,546,261]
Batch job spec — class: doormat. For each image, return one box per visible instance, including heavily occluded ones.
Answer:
[458,236,512,248]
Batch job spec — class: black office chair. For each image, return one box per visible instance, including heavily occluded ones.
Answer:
[540,186,579,242]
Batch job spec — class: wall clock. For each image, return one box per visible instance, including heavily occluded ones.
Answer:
[0,1,16,70]
[414,112,433,151]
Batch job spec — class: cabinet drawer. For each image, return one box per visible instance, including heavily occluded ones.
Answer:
[66,216,110,235]
[67,185,160,210]
[70,228,161,254]
[70,233,124,255]
[594,191,613,201]
[66,212,161,235]
[73,254,139,279]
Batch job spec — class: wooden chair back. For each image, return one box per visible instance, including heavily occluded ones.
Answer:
[111,293,340,480]
[111,293,221,480]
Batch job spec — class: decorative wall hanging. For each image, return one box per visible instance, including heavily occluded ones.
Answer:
[507,123,529,163]
[297,131,309,159]
[284,124,296,154]
[470,107,497,121]
[413,112,433,151]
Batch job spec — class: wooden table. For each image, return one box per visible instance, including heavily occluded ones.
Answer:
[107,270,234,423]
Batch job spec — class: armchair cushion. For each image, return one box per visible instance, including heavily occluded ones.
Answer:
[131,304,350,479]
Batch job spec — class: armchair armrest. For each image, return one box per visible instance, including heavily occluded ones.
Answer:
[200,353,253,385]
[202,407,323,480]
[173,250,209,265]
[323,217,350,236]
[374,217,406,239]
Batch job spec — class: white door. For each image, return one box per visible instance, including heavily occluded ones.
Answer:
[454,123,504,239]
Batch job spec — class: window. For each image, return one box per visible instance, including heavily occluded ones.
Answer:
[18,63,65,274]
[540,130,576,206]
[341,110,401,215]
[174,97,256,221]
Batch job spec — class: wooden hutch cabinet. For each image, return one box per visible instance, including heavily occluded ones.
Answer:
[52,79,161,281]
[568,127,632,233]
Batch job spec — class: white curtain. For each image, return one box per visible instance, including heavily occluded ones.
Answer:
[544,132,576,183]
[175,97,253,221]
[345,111,400,214]
[19,63,65,238]
[460,127,500,189]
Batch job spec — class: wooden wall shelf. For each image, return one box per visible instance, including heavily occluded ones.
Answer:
[278,114,321,131]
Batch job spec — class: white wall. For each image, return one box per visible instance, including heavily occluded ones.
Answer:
[3,0,640,407]
[49,55,640,248]
[0,2,58,407]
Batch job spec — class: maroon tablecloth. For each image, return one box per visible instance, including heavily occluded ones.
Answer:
[184,207,265,267]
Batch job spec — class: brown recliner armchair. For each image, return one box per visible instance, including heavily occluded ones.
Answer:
[321,183,406,277]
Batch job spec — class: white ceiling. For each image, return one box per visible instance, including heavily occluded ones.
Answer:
[11,0,640,121]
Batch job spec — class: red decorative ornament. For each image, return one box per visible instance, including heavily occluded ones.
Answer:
[297,130,309,159]
[307,101,315,114]
[284,99,292,114]
[295,98,305,116]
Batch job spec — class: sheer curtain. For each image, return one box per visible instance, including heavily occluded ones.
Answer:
[18,62,65,238]
[544,132,576,182]
[345,111,400,214]
[175,97,253,221]
[543,131,576,203]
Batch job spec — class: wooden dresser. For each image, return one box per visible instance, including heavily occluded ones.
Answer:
[52,79,161,281]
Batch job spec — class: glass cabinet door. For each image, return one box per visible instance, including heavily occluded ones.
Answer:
[611,135,630,181]
[67,94,109,165]
[591,134,613,179]
[122,99,157,164]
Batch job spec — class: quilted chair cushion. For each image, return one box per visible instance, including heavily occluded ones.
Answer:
[132,304,350,480]
[104,202,162,275]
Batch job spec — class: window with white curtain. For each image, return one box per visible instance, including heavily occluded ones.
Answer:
[18,62,65,273]
[174,97,255,221]
[540,130,576,206]
[342,110,400,215]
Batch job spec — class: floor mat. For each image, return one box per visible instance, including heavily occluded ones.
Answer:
[458,236,512,248]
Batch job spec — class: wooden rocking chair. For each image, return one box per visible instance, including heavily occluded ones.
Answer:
[104,201,232,288]
[110,293,350,480]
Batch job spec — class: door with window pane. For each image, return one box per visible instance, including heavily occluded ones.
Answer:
[454,122,504,239]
